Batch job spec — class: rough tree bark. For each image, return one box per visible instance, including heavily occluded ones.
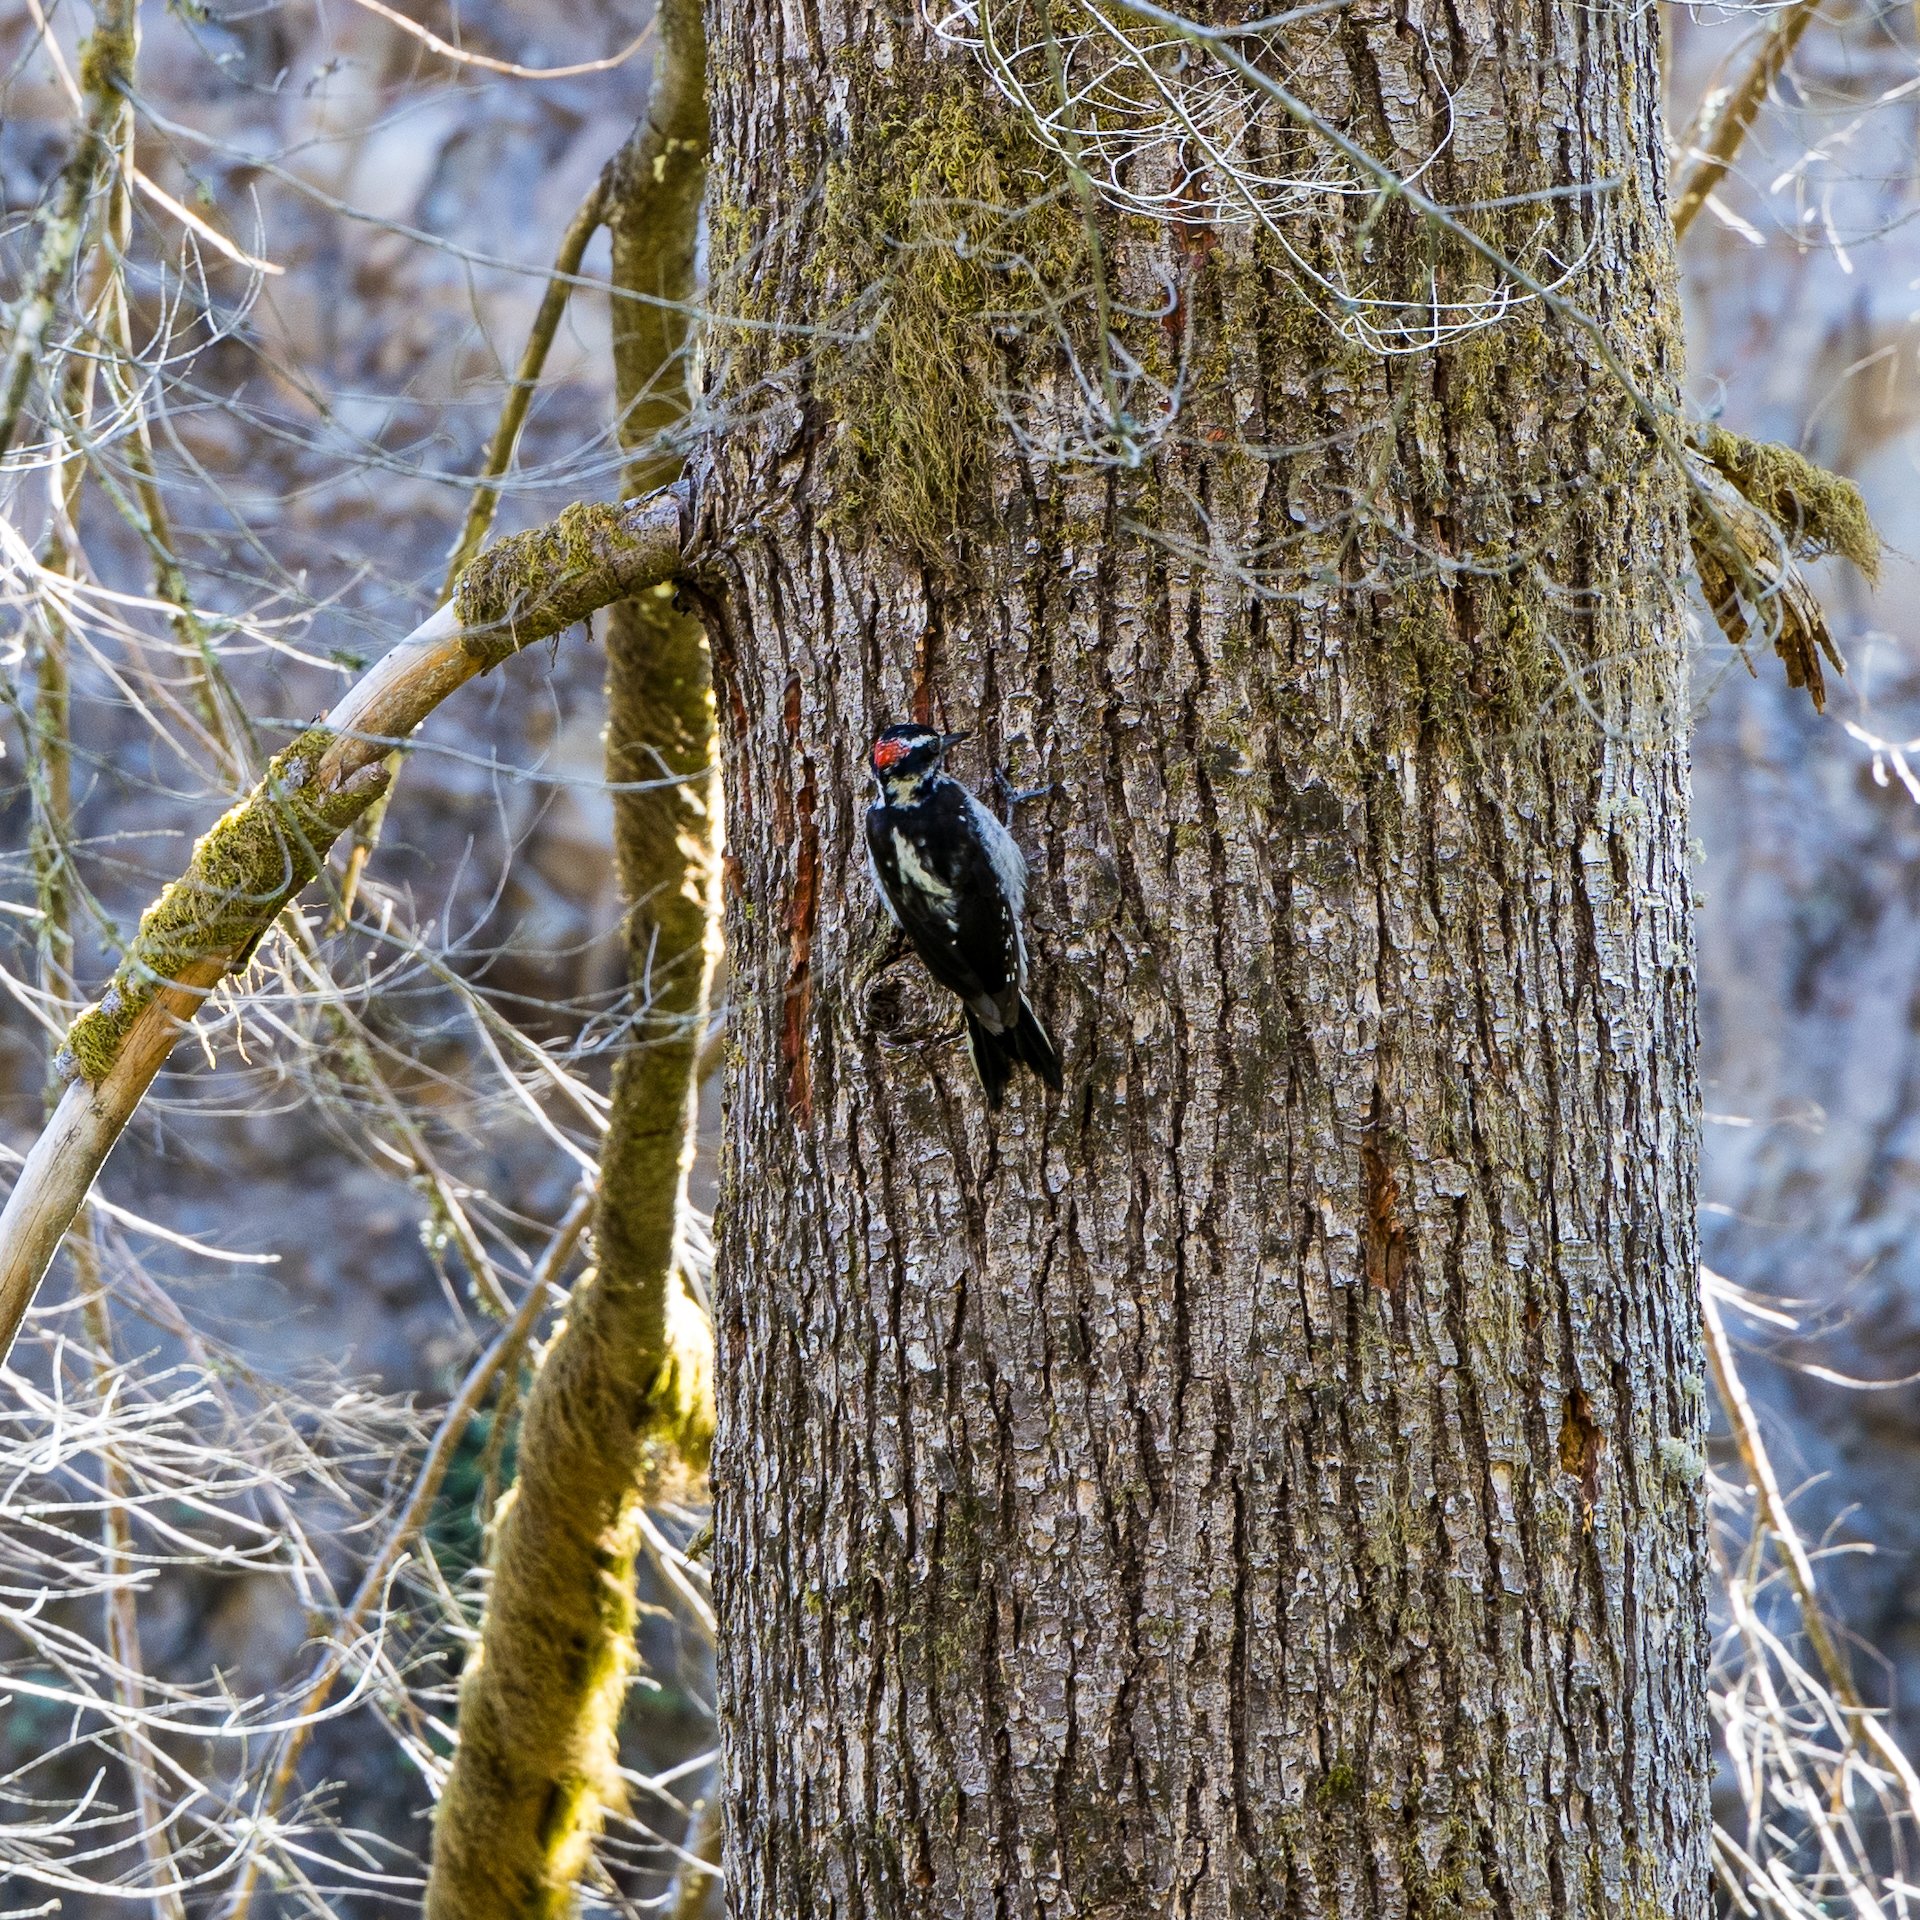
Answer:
[695,0,1710,1913]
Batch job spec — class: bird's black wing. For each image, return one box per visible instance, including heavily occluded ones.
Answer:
[867,790,1021,1027]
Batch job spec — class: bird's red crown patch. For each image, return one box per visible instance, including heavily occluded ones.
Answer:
[872,736,912,771]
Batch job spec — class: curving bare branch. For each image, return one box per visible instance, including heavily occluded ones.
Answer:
[340,0,656,81]
[0,487,688,1376]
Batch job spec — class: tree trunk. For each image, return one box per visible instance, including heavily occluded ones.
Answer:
[695,0,1711,1911]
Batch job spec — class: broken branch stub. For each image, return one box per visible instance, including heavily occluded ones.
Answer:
[1684,426,1880,713]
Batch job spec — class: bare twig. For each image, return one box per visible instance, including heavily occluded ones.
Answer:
[334,170,616,923]
[1671,0,1822,240]
[340,0,654,80]
[444,177,615,588]
[667,1789,725,1920]
[1703,1272,1920,1812]
[75,1230,191,1920]
[216,1185,593,1920]
[16,0,279,276]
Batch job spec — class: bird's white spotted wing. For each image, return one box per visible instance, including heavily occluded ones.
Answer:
[964,791,1029,984]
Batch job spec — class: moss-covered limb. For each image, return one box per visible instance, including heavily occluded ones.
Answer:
[425,9,719,1913]
[0,0,135,460]
[1670,0,1819,241]
[58,485,688,1085]
[1684,427,1880,711]
[28,610,77,1015]
[26,158,116,1025]
[58,731,389,1084]
[80,103,260,774]
[454,494,690,668]
[427,1266,713,1919]
[1,496,684,1376]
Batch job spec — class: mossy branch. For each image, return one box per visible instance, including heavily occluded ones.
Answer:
[426,7,721,1908]
[1684,425,1880,712]
[455,497,684,666]
[59,732,388,1083]
[0,0,135,460]
[1693,425,1879,581]
[0,486,686,1377]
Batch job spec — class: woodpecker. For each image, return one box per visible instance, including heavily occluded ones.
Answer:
[865,722,1063,1109]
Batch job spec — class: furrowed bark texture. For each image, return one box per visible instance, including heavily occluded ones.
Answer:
[699,0,1711,1913]
[425,1,718,1909]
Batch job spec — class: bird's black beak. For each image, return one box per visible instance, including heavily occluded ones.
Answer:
[939,731,969,751]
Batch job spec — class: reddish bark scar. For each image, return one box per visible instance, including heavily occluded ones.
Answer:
[912,627,934,725]
[1361,1094,1408,1292]
[1558,1388,1606,1520]
[781,676,817,1121]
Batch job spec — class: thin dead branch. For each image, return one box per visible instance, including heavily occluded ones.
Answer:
[1703,1272,1920,1812]
[334,170,617,924]
[215,1185,593,1920]
[340,0,655,80]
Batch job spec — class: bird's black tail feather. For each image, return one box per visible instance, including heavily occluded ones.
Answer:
[1011,998,1063,1092]
[965,999,1062,1110]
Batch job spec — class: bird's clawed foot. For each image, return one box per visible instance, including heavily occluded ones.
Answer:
[993,767,1055,816]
